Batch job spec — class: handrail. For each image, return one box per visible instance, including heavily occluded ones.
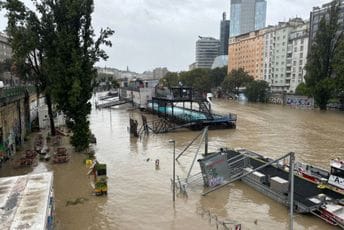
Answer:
[0,85,36,100]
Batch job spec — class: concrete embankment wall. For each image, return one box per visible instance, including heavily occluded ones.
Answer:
[0,88,39,159]
[269,93,314,109]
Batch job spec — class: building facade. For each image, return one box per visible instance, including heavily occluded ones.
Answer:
[228,29,266,79]
[309,0,344,49]
[230,0,267,37]
[263,18,309,93]
[0,32,12,62]
[220,12,230,56]
[287,23,309,93]
[195,37,220,69]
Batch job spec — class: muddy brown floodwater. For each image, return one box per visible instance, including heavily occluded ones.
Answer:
[1,98,344,230]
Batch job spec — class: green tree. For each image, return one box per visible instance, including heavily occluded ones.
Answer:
[305,1,343,110]
[245,80,269,102]
[222,68,253,95]
[51,0,114,151]
[160,72,179,88]
[295,82,310,96]
[333,38,344,108]
[1,0,58,135]
[333,37,344,95]
[208,66,227,88]
[179,68,210,92]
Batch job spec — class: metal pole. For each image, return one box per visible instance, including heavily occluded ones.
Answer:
[289,152,295,230]
[176,131,203,160]
[204,126,208,156]
[186,127,207,182]
[169,140,176,202]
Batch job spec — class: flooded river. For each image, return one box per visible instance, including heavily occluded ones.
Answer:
[87,99,344,230]
[1,98,343,230]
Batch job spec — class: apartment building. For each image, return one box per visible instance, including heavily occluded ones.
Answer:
[309,0,344,48]
[228,29,267,79]
[263,18,308,93]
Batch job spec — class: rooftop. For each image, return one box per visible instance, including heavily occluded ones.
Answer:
[0,172,53,230]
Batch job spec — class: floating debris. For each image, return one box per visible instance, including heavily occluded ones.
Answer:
[65,197,89,207]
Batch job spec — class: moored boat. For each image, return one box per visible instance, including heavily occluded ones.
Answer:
[295,159,344,195]
[199,148,344,228]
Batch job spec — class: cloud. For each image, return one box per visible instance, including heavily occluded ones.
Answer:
[0,0,332,72]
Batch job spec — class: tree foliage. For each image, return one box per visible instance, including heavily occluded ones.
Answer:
[160,72,178,88]
[1,0,57,135]
[1,0,114,151]
[333,37,344,98]
[221,68,254,94]
[50,0,114,151]
[245,80,269,102]
[305,1,343,110]
[295,82,310,96]
[179,68,210,92]
[208,66,227,88]
[159,66,228,93]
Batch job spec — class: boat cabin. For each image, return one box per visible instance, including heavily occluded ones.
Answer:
[328,159,344,190]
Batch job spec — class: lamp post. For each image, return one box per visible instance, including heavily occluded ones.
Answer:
[169,139,176,202]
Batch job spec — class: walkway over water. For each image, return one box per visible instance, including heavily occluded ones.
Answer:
[147,87,237,130]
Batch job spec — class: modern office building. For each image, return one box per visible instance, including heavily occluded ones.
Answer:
[195,37,220,69]
[0,32,12,62]
[263,18,309,93]
[228,29,267,79]
[309,0,344,48]
[220,12,230,56]
[230,0,267,37]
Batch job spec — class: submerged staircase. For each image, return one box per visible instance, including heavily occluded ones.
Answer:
[198,101,213,119]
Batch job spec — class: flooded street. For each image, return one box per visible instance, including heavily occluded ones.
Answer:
[87,99,344,230]
[1,99,343,230]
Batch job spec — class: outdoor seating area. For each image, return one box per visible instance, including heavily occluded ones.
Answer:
[53,147,70,164]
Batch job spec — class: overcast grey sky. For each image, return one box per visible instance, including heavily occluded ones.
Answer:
[0,0,330,73]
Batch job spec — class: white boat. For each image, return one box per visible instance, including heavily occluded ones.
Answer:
[295,159,344,195]
[296,159,344,228]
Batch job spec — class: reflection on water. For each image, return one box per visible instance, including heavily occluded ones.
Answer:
[88,99,342,230]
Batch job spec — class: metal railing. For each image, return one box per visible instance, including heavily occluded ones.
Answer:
[0,85,36,101]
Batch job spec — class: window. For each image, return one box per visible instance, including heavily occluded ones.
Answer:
[299,60,303,65]
[300,46,304,51]
[294,47,297,52]
[300,53,303,58]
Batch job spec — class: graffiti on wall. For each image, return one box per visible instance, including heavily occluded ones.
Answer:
[269,97,284,104]
[286,96,314,109]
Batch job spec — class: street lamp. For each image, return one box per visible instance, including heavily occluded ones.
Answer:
[169,139,176,202]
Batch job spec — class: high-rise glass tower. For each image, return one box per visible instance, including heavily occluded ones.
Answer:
[230,0,267,37]
[220,12,230,55]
